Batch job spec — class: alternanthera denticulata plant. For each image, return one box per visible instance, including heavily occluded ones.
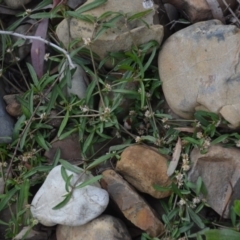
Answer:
[1,0,240,239]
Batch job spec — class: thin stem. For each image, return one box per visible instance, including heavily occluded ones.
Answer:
[0,30,75,69]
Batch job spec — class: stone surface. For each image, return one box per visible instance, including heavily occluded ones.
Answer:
[0,82,14,143]
[3,0,32,9]
[56,0,164,67]
[60,62,89,99]
[31,165,109,226]
[101,169,164,237]
[166,0,237,23]
[5,23,37,62]
[44,134,81,162]
[3,94,22,117]
[67,0,87,9]
[56,214,131,240]
[188,145,240,218]
[158,20,240,128]
[116,145,172,199]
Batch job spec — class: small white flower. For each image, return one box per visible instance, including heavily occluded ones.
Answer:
[175,173,184,182]
[25,9,32,15]
[44,53,50,61]
[146,92,151,98]
[7,48,13,53]
[104,107,111,114]
[178,199,186,206]
[182,164,190,171]
[115,131,121,138]
[193,197,201,204]
[161,117,168,123]
[80,105,89,113]
[203,137,211,149]
[105,83,112,91]
[135,136,141,143]
[15,57,20,62]
[129,110,136,116]
[32,219,39,225]
[196,121,201,127]
[137,129,145,135]
[40,112,47,120]
[82,37,91,45]
[138,88,141,93]
[196,132,203,139]
[164,124,170,129]
[145,110,154,118]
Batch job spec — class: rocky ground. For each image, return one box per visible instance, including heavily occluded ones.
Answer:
[1,0,240,240]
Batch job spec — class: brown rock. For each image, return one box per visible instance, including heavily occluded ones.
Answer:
[188,145,240,218]
[166,0,237,23]
[56,215,131,240]
[116,145,172,198]
[101,169,164,237]
[3,94,22,117]
[44,134,81,162]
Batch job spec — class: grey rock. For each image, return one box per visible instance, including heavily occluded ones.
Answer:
[56,215,131,240]
[3,0,32,9]
[188,145,240,218]
[31,165,109,226]
[67,0,87,10]
[158,20,240,128]
[60,62,89,99]
[0,82,14,143]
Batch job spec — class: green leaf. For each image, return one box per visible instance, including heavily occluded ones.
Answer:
[66,12,95,23]
[0,188,18,212]
[76,175,102,189]
[59,128,78,140]
[26,63,39,87]
[30,12,61,19]
[211,134,229,145]
[52,193,72,210]
[82,131,94,154]
[57,111,69,137]
[76,0,107,14]
[109,143,132,152]
[65,174,73,192]
[233,200,240,217]
[61,166,69,182]
[187,206,205,229]
[127,9,152,22]
[196,177,203,196]
[59,160,82,174]
[20,123,31,150]
[203,229,240,240]
[183,137,201,146]
[52,148,61,168]
[87,153,115,170]
[35,132,50,150]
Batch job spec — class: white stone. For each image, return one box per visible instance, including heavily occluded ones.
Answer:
[31,165,109,226]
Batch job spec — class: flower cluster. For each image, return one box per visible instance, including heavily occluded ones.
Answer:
[80,105,89,113]
[181,154,190,171]
[100,107,111,122]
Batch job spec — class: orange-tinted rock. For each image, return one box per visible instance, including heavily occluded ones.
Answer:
[116,145,172,198]
[101,169,164,237]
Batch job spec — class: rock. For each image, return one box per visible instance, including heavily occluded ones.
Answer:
[166,0,237,23]
[101,169,164,237]
[116,145,172,199]
[48,110,62,128]
[188,145,240,218]
[3,0,32,9]
[5,23,37,62]
[67,0,87,9]
[44,134,81,162]
[56,215,131,240]
[0,82,14,143]
[158,20,240,128]
[3,94,22,117]
[31,165,109,226]
[56,0,164,67]
[60,62,89,99]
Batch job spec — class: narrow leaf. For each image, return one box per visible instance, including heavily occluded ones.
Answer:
[167,137,182,176]
[76,175,102,189]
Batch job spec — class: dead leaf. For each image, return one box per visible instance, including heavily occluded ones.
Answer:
[31,18,49,79]
[174,127,195,133]
[167,137,182,176]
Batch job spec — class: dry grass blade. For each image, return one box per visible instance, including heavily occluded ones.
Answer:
[174,127,195,133]
[167,137,182,176]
